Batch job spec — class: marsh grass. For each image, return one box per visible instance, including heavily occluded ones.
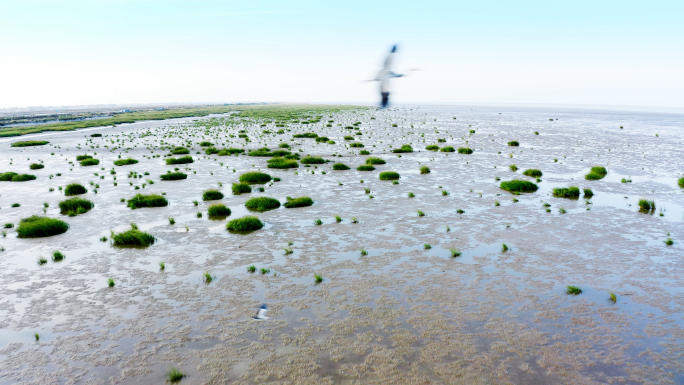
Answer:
[356,165,375,171]
[335,215,342,222]
[457,147,473,154]
[366,157,386,165]
[239,172,272,184]
[417,210,425,217]
[160,172,187,180]
[64,183,87,196]
[52,250,65,262]
[0,172,18,181]
[407,192,415,198]
[566,286,582,295]
[166,156,193,165]
[226,216,264,231]
[202,189,224,201]
[203,272,213,283]
[17,216,69,238]
[638,199,655,211]
[108,278,115,287]
[332,163,350,170]
[678,177,684,188]
[283,196,313,208]
[609,292,617,303]
[314,274,323,283]
[440,146,455,152]
[245,197,281,211]
[127,194,168,209]
[425,145,439,151]
[159,261,165,271]
[508,141,519,146]
[232,183,252,195]
[522,169,542,177]
[450,249,461,257]
[361,249,368,256]
[113,158,138,166]
[207,204,231,217]
[391,144,413,153]
[171,147,190,155]
[379,171,400,180]
[359,150,370,155]
[314,219,322,225]
[553,186,580,199]
[267,157,298,169]
[260,267,270,275]
[500,180,538,193]
[420,166,430,174]
[38,257,48,265]
[424,244,431,250]
[501,244,509,252]
[112,224,155,246]
[665,238,673,246]
[585,166,607,180]
[349,142,364,148]
[583,188,594,197]
[59,198,94,215]
[29,163,44,170]
[11,140,49,147]
[80,158,100,166]
[302,156,326,164]
[9,174,37,182]
[247,265,256,273]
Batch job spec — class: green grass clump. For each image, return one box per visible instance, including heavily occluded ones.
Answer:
[226,216,264,231]
[585,166,607,180]
[349,142,364,148]
[108,278,115,287]
[239,172,272,184]
[500,180,538,193]
[509,164,518,172]
[0,172,18,181]
[665,238,673,246]
[203,189,224,201]
[379,171,400,180]
[609,292,617,303]
[10,174,37,182]
[199,141,213,147]
[553,186,580,198]
[207,203,231,217]
[64,183,87,195]
[245,197,281,211]
[80,158,100,166]
[508,141,519,146]
[359,150,370,155]
[332,163,350,170]
[76,154,93,161]
[217,148,245,156]
[283,196,313,208]
[160,172,187,180]
[440,146,455,152]
[457,147,473,154]
[111,224,155,246]
[171,147,190,154]
[583,188,594,197]
[425,145,439,151]
[292,133,318,138]
[17,216,69,238]
[420,166,430,174]
[59,197,94,215]
[391,144,413,153]
[314,274,323,283]
[29,163,44,170]
[638,199,655,211]
[232,182,252,195]
[247,265,257,273]
[52,251,65,262]
[267,157,298,168]
[365,157,386,165]
[301,156,326,164]
[522,169,542,177]
[113,158,138,166]
[678,177,684,188]
[566,286,582,295]
[11,140,49,147]
[127,194,168,209]
[166,156,194,165]
[356,165,375,171]
[450,249,461,258]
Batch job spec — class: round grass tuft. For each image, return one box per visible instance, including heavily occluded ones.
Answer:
[425,145,439,151]
[232,182,252,195]
[283,196,313,208]
[29,163,44,170]
[113,158,139,166]
[165,156,194,165]
[552,186,580,198]
[267,157,298,169]
[0,172,18,181]
[127,194,168,209]
[508,141,519,146]
[207,203,231,217]
[17,216,69,238]
[522,169,542,177]
[391,144,413,153]
[80,158,100,166]
[500,179,538,193]
[356,165,375,171]
[112,225,155,246]
[440,146,455,152]
[301,156,326,164]
[379,171,400,181]
[332,163,350,170]
[171,147,190,154]
[245,197,281,211]
[59,197,94,215]
[202,189,224,201]
[226,216,264,231]
[457,147,473,154]
[365,157,386,165]
[160,172,187,180]
[10,174,36,182]
[76,154,93,161]
[239,172,272,184]
[64,183,87,196]
[11,140,49,147]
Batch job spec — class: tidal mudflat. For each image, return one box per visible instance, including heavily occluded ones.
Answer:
[0,104,682,384]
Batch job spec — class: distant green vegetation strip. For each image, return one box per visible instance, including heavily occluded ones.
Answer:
[0,104,366,138]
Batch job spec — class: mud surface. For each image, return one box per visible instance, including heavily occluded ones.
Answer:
[0,105,683,384]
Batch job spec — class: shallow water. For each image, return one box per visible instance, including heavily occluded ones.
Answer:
[0,105,683,384]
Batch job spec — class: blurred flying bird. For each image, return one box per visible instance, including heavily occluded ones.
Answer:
[253,304,268,320]
[373,45,404,108]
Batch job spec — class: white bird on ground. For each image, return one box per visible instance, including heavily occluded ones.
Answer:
[253,304,268,320]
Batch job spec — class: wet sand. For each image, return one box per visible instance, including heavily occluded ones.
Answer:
[0,105,682,384]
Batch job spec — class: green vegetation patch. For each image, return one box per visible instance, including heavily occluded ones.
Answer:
[440,146,455,152]
[553,186,580,198]
[301,156,326,164]
[11,140,49,147]
[171,147,190,154]
[239,172,272,184]
[160,172,187,180]
[522,169,542,177]
[113,158,139,166]
[391,144,413,153]
[357,165,375,171]
[332,163,350,170]
[227,216,264,231]
[29,163,44,170]
[283,196,314,208]
[0,172,18,181]
[112,225,155,246]
[267,157,298,169]
[17,216,69,238]
[8,174,36,182]
[203,189,224,201]
[585,166,607,180]
[638,199,655,211]
[365,157,386,165]
[292,133,318,138]
[232,182,252,195]
[508,141,519,146]
[425,145,439,151]
[207,203,231,217]
[76,154,93,161]
[379,171,400,180]
[349,142,364,148]
[245,197,281,211]
[127,194,169,209]
[80,158,100,166]
[500,180,538,193]
[166,156,193,165]
[59,198,94,215]
[458,147,473,154]
[64,183,87,195]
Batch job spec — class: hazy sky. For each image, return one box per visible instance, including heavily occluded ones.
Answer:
[1,0,682,109]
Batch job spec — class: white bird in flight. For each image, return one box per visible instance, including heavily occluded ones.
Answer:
[373,45,404,108]
[253,304,268,320]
